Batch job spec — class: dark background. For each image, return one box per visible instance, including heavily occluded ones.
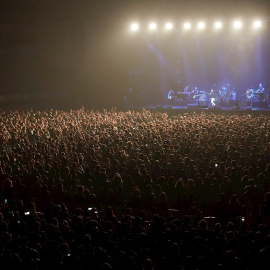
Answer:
[0,0,269,109]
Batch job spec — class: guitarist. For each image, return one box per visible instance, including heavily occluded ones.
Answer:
[168,89,175,105]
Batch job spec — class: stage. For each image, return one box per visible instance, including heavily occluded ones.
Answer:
[124,100,270,115]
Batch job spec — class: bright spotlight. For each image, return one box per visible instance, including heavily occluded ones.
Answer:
[198,22,206,29]
[183,22,191,30]
[233,20,242,29]
[149,22,157,30]
[253,20,262,28]
[214,21,222,29]
[130,23,139,31]
[165,22,173,30]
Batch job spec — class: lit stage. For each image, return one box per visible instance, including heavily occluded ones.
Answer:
[124,99,270,115]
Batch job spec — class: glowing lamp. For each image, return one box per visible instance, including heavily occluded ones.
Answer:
[130,23,139,31]
[183,22,191,29]
[165,22,173,30]
[233,21,242,29]
[198,22,206,29]
[253,20,262,28]
[149,23,157,30]
[214,21,222,29]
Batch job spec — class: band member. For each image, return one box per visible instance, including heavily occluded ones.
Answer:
[258,83,264,93]
[184,85,190,93]
[192,87,199,96]
[246,89,253,101]
[209,88,216,107]
[168,89,175,105]
[231,90,236,101]
[192,87,199,104]
[265,87,270,103]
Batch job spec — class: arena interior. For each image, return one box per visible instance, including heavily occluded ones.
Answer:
[1,1,270,269]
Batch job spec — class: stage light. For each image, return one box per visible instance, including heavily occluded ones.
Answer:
[149,22,157,30]
[214,21,222,29]
[253,20,262,28]
[183,22,191,30]
[130,23,139,31]
[233,20,242,29]
[165,22,173,30]
[197,22,206,29]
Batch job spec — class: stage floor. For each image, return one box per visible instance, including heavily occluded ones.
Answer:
[125,102,270,115]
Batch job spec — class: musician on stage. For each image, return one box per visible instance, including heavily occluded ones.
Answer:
[209,88,216,107]
[168,89,175,105]
[265,87,270,104]
[246,89,253,101]
[192,87,199,104]
[184,85,190,93]
[258,83,264,93]
[194,87,199,95]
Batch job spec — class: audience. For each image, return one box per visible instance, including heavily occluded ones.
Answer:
[0,107,270,269]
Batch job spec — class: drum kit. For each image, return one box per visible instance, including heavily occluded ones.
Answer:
[216,84,237,102]
[191,84,236,104]
[170,84,237,105]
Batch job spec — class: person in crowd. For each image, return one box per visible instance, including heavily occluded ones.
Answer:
[0,107,270,268]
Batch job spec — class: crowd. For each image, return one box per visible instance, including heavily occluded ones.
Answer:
[1,107,270,269]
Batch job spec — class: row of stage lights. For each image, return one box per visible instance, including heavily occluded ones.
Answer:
[130,20,264,31]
